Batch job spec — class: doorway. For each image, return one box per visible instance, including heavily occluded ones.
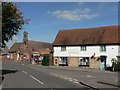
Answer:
[100,56,107,70]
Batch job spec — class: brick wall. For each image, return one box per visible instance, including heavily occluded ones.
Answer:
[68,57,79,67]
[89,57,100,69]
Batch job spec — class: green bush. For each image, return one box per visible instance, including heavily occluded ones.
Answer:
[112,59,120,71]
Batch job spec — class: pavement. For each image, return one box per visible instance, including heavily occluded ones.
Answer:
[48,65,118,73]
[47,66,120,89]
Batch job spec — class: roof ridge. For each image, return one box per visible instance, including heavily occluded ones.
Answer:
[28,40,52,44]
[59,25,119,31]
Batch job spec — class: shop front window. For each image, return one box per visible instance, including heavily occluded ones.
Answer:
[59,57,68,66]
[79,57,89,66]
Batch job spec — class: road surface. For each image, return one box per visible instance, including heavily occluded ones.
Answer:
[1,61,87,89]
[1,60,119,90]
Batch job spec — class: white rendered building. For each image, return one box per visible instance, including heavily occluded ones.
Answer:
[53,25,120,70]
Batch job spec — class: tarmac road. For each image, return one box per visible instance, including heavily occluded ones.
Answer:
[1,60,119,90]
[2,61,86,89]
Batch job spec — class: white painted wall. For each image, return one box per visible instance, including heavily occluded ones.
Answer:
[118,45,120,56]
[53,45,119,67]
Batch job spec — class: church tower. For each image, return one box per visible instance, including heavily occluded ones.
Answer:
[23,31,28,44]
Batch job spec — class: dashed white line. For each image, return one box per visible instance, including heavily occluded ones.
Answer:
[30,75,44,85]
[73,81,79,84]
[86,75,92,77]
[22,71,28,74]
[73,79,79,82]
[50,73,79,84]
[60,76,64,78]
[22,64,25,65]
[69,79,73,82]
[63,77,68,80]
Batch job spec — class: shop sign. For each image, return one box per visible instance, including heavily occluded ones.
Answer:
[33,54,40,56]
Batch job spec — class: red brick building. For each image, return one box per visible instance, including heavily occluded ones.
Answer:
[9,31,53,65]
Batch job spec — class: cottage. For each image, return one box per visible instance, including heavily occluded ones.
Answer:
[53,25,120,70]
[9,31,53,65]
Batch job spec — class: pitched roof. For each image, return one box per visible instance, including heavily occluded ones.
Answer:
[27,40,53,51]
[38,49,51,54]
[19,44,33,54]
[53,25,120,45]
[10,43,23,52]
[10,40,52,54]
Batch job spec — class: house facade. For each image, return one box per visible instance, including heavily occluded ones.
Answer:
[53,25,120,70]
[9,31,53,65]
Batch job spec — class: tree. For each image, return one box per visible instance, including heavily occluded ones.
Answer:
[2,2,30,47]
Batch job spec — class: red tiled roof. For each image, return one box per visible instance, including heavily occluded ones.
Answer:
[38,49,51,54]
[10,41,52,55]
[28,40,53,51]
[10,43,23,52]
[53,25,120,45]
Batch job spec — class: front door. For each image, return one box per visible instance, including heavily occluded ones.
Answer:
[100,56,107,70]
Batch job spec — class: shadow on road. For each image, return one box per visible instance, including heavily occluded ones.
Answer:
[0,69,18,85]
[0,69,18,75]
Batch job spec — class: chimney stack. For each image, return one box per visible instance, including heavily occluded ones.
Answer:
[23,31,28,44]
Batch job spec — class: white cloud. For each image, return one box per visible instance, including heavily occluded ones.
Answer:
[52,8,99,21]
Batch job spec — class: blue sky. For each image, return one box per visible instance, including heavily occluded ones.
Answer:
[7,2,118,48]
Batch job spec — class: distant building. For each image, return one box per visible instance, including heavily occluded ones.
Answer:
[9,31,53,65]
[0,46,9,59]
[53,25,120,70]
[1,46,9,55]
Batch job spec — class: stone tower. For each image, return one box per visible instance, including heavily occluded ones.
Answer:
[23,31,28,44]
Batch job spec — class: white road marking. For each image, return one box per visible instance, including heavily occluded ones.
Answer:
[60,76,64,78]
[30,75,44,85]
[86,75,92,77]
[73,79,79,82]
[73,81,79,84]
[22,71,28,74]
[69,79,73,82]
[64,77,68,80]
[22,64,25,65]
[50,73,79,84]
